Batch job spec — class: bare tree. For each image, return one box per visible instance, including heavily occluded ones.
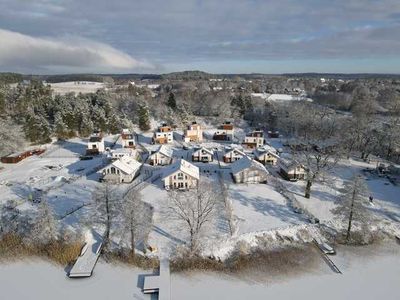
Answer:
[291,104,342,198]
[91,183,118,248]
[169,181,217,252]
[122,188,151,255]
[30,200,58,245]
[333,175,370,242]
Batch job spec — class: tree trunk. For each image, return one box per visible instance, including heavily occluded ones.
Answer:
[346,183,357,242]
[130,224,135,256]
[305,180,312,199]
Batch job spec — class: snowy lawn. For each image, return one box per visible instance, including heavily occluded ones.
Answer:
[227,183,307,234]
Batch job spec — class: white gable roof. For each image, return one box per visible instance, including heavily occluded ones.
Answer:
[193,147,213,156]
[103,157,141,175]
[254,146,279,159]
[162,159,200,180]
[224,147,246,157]
[156,145,173,158]
[231,156,269,175]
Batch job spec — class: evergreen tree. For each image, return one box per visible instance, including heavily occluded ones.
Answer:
[138,104,151,131]
[167,92,177,110]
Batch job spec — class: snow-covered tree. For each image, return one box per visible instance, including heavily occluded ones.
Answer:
[122,188,151,255]
[138,103,151,131]
[29,200,58,245]
[91,183,118,248]
[333,175,370,242]
[169,180,217,252]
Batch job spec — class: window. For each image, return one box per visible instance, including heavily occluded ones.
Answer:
[111,167,116,174]
[177,172,184,180]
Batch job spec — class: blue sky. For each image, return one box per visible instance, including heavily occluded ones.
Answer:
[0,0,399,74]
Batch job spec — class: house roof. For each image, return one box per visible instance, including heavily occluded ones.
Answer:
[162,159,200,180]
[231,156,269,175]
[279,156,304,171]
[156,145,173,158]
[224,147,246,157]
[193,147,213,156]
[103,157,141,175]
[89,136,103,143]
[253,146,279,159]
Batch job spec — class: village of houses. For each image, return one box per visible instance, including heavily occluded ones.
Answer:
[1,117,400,284]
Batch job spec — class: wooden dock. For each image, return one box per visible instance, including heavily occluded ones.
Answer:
[143,259,171,300]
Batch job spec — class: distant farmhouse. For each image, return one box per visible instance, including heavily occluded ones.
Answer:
[162,159,200,190]
[149,145,173,166]
[213,121,234,141]
[192,146,214,163]
[86,131,105,155]
[183,121,203,143]
[231,156,269,184]
[153,124,174,144]
[101,156,141,183]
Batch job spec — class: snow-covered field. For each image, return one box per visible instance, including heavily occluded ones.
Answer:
[49,81,105,95]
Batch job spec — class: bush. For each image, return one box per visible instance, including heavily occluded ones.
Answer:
[0,233,82,265]
[170,244,319,276]
[105,250,159,270]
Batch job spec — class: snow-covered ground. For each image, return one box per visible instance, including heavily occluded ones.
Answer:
[227,183,306,234]
[49,81,105,95]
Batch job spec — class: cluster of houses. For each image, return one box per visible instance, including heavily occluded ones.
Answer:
[86,123,307,190]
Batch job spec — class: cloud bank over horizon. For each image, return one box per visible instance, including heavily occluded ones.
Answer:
[0,0,400,74]
[0,29,155,73]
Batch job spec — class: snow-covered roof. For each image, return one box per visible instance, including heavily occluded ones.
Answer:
[162,159,200,180]
[279,156,304,171]
[111,148,133,154]
[224,147,246,157]
[193,147,213,156]
[231,156,268,175]
[156,145,173,158]
[253,146,279,158]
[103,157,141,175]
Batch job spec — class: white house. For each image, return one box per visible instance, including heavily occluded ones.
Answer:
[279,158,306,181]
[184,122,203,143]
[101,156,142,183]
[231,156,269,184]
[223,147,246,163]
[120,128,136,148]
[243,130,264,149]
[153,124,174,144]
[192,147,214,163]
[149,145,173,166]
[162,159,200,190]
[253,146,279,165]
[109,148,135,160]
[87,132,105,155]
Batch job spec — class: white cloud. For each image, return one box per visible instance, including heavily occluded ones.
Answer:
[0,29,155,73]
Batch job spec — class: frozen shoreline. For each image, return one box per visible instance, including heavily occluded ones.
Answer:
[0,242,399,300]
